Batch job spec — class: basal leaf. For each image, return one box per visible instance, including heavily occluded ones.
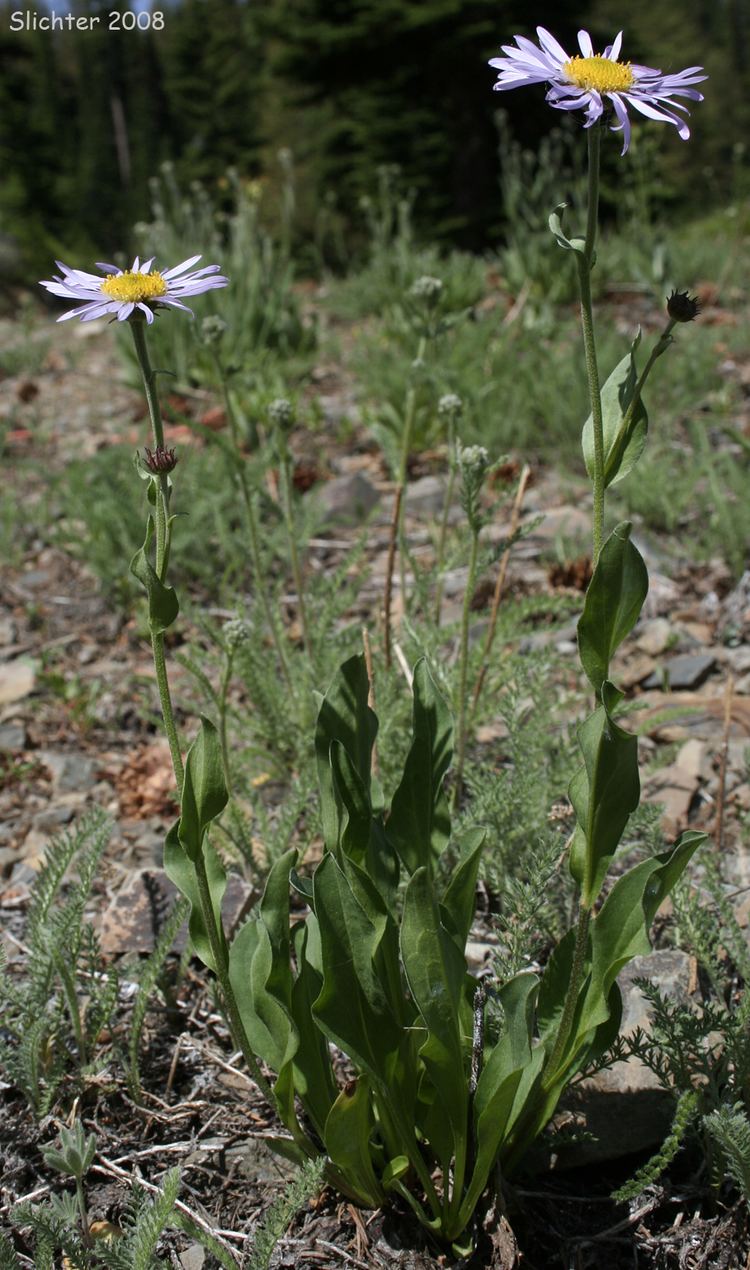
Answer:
[388,659,453,875]
[312,854,401,1083]
[440,828,485,951]
[291,919,338,1138]
[401,866,469,1158]
[324,1077,384,1209]
[315,656,377,853]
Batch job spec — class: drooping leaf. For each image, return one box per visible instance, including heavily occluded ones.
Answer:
[178,717,228,862]
[548,203,586,255]
[163,821,226,972]
[129,516,179,633]
[330,739,371,865]
[577,523,648,693]
[582,332,648,489]
[388,659,453,875]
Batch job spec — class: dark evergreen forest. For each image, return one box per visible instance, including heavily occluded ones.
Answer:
[0,0,746,273]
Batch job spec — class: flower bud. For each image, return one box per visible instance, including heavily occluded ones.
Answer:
[143,445,178,474]
[409,275,444,305]
[201,315,228,345]
[268,397,295,430]
[223,618,252,651]
[438,393,463,420]
[667,289,701,323]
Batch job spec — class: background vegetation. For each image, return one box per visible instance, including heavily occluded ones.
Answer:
[0,0,747,279]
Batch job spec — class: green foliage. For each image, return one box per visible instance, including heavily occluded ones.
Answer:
[0,811,118,1114]
[127,895,190,1098]
[221,653,700,1248]
[122,165,315,391]
[13,1168,182,1269]
[611,1089,699,1202]
[247,1157,326,1270]
[703,1105,750,1209]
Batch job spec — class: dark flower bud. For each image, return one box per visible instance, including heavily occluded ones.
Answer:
[667,289,701,323]
[144,445,178,473]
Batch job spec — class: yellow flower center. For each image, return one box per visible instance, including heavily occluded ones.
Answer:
[100,270,167,303]
[562,55,634,94]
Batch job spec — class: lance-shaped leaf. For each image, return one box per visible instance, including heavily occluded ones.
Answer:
[324,1077,385,1209]
[312,854,401,1083]
[315,656,377,853]
[456,973,541,1232]
[441,828,485,952]
[388,659,453,875]
[163,821,226,972]
[582,832,705,1035]
[582,333,648,489]
[577,523,648,693]
[401,866,469,1164]
[291,918,338,1138]
[569,685,639,906]
[330,740,371,865]
[130,517,179,633]
[229,848,298,1074]
[178,717,228,861]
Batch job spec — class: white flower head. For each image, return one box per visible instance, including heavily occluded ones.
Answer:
[489,27,706,154]
[39,255,228,324]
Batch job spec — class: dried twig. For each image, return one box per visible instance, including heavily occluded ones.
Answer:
[92,1154,245,1254]
[471,464,531,714]
[715,671,734,853]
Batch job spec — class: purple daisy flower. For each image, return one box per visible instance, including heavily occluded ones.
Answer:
[39,255,228,324]
[489,27,706,154]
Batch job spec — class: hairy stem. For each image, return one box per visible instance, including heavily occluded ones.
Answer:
[453,526,480,808]
[576,125,604,563]
[383,335,426,664]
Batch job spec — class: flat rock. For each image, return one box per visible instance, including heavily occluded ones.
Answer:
[531,504,590,543]
[635,617,674,656]
[553,949,695,1166]
[0,721,27,751]
[641,652,717,691]
[404,474,446,515]
[675,738,711,781]
[0,658,36,705]
[39,750,97,792]
[100,867,257,954]
[643,762,698,834]
[315,472,380,527]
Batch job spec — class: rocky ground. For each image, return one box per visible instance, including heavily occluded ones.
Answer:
[1,309,750,1267]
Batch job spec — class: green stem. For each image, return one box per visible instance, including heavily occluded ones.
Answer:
[452,527,480,809]
[396,335,427,598]
[433,426,457,625]
[279,449,313,665]
[75,1177,91,1246]
[218,651,234,797]
[55,955,87,1069]
[211,352,293,690]
[129,320,310,1140]
[576,125,605,563]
